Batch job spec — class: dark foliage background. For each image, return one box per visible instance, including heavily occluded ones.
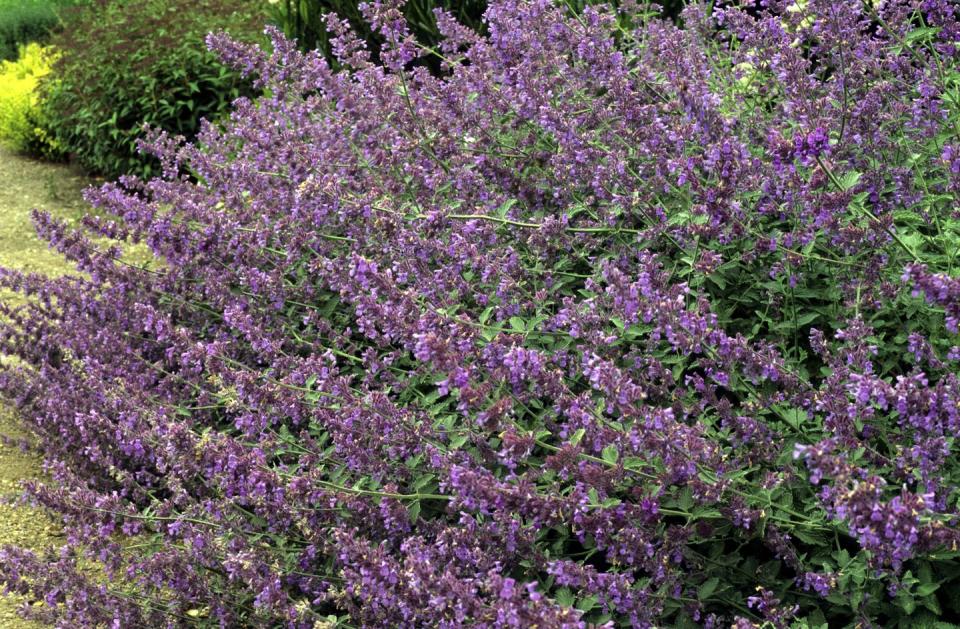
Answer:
[37,0,269,178]
[269,0,686,71]
[0,0,80,62]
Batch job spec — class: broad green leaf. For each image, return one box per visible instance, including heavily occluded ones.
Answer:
[698,577,720,600]
[837,171,862,191]
[601,444,619,465]
[569,428,586,446]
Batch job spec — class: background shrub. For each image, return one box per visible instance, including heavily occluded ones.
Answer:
[38,0,269,178]
[1,0,960,627]
[0,0,77,62]
[0,43,62,159]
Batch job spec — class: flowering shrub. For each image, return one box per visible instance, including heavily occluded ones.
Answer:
[1,0,960,626]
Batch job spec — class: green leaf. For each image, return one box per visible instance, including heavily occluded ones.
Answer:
[916,582,940,597]
[707,273,726,290]
[896,591,916,615]
[509,317,526,333]
[794,312,820,327]
[773,405,807,431]
[569,428,586,446]
[792,527,830,546]
[904,26,941,44]
[698,577,720,600]
[698,469,718,485]
[555,588,575,608]
[601,444,619,465]
[575,595,597,612]
[588,487,600,504]
[921,592,942,614]
[806,610,828,628]
[837,171,862,191]
[413,474,436,491]
[407,500,421,524]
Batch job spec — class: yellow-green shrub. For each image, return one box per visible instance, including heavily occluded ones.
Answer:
[0,42,62,159]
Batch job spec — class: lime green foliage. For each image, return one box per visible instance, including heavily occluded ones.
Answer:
[0,0,78,61]
[40,0,269,178]
[0,43,62,159]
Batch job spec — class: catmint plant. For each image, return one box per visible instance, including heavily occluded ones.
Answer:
[1,0,959,626]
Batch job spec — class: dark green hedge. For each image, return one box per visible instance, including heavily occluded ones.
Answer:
[0,0,80,61]
[39,0,269,178]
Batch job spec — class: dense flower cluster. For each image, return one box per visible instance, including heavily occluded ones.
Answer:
[1,0,960,626]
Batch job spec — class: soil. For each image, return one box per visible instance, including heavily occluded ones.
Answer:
[0,146,93,627]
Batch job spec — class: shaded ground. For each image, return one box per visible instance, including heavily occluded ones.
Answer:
[0,146,92,627]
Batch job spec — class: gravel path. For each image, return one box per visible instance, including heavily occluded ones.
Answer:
[0,146,93,627]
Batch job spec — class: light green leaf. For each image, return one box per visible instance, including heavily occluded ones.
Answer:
[569,428,586,446]
[837,171,861,191]
[601,444,619,465]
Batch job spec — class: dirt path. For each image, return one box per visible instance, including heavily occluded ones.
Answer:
[0,146,93,627]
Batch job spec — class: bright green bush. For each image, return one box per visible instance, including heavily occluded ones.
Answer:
[0,0,77,61]
[0,42,62,158]
[39,0,269,178]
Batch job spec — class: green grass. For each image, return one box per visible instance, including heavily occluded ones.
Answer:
[0,146,88,276]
